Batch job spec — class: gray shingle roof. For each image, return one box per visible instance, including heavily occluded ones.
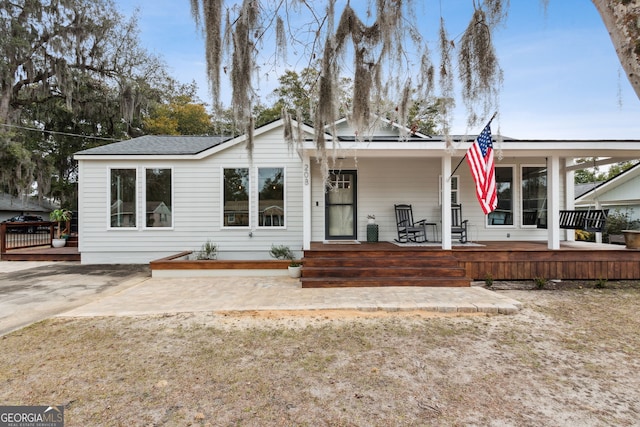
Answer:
[75,135,233,156]
[0,193,58,213]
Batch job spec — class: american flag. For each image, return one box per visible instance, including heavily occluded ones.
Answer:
[466,124,497,214]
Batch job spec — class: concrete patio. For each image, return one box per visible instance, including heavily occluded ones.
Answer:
[60,275,522,318]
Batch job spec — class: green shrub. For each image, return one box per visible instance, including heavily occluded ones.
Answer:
[606,209,640,236]
[269,245,300,267]
[534,277,546,290]
[196,240,217,260]
[484,273,494,288]
[594,277,607,289]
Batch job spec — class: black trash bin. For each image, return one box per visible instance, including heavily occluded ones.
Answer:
[367,224,379,242]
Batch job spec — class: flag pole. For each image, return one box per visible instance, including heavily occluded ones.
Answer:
[446,112,498,182]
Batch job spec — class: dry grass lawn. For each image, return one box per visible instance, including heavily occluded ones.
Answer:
[1,283,639,426]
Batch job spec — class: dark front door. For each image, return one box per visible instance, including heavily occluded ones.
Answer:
[325,170,357,240]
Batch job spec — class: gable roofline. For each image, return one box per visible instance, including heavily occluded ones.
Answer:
[74,117,640,161]
[576,161,640,203]
[192,118,317,160]
[74,118,317,160]
[74,135,232,159]
[0,192,58,212]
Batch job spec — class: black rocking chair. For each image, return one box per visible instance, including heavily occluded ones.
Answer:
[451,203,469,243]
[394,204,430,243]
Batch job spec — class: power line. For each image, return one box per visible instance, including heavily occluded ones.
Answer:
[0,123,121,142]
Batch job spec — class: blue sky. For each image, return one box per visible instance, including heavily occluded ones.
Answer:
[115,0,640,140]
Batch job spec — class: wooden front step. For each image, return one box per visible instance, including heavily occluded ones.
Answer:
[301,248,471,288]
[66,235,79,247]
[301,277,471,288]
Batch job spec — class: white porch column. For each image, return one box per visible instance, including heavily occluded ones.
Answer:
[565,158,576,242]
[547,155,561,250]
[441,154,452,250]
[302,156,312,250]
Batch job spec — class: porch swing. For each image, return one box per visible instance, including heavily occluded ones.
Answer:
[536,159,609,233]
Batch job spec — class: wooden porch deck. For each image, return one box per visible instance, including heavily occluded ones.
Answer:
[0,245,80,262]
[4,240,638,285]
[303,241,640,286]
[1,224,80,262]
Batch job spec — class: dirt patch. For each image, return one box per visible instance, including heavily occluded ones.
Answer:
[216,309,487,322]
[1,284,640,426]
[483,279,640,291]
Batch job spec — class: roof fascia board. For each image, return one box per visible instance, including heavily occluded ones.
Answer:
[194,118,318,160]
[193,119,288,159]
[74,154,202,161]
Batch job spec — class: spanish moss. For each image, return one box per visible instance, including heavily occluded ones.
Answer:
[191,0,509,178]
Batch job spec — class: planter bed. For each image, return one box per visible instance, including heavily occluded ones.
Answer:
[150,251,292,278]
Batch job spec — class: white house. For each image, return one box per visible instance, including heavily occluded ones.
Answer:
[575,162,640,222]
[74,118,640,264]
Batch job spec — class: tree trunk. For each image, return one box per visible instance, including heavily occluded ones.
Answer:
[0,86,11,126]
[592,0,640,100]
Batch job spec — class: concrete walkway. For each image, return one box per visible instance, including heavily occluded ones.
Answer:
[0,261,149,335]
[60,275,522,318]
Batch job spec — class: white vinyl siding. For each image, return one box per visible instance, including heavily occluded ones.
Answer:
[78,126,304,264]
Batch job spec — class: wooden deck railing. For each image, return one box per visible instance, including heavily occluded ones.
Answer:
[0,221,54,253]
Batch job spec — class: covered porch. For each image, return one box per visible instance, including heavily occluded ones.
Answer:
[298,129,640,253]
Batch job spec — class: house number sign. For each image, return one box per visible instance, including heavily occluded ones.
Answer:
[303,163,310,186]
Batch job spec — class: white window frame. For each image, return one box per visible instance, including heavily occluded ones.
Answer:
[108,167,138,230]
[520,164,547,228]
[143,166,174,230]
[257,166,286,229]
[221,166,251,229]
[487,164,516,228]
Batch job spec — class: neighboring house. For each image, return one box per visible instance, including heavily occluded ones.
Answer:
[0,192,57,222]
[575,162,640,222]
[574,181,604,199]
[74,119,640,264]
